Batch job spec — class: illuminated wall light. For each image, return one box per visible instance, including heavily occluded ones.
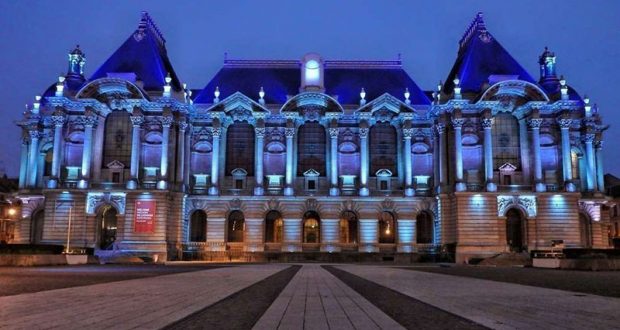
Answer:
[471,194,484,207]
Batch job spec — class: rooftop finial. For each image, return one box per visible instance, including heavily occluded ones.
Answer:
[459,11,489,50]
[135,11,166,47]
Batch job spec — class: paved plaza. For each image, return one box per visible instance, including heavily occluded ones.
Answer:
[1,264,619,329]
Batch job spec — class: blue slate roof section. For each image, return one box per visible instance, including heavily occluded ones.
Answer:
[325,68,430,105]
[194,67,300,104]
[89,12,181,92]
[443,12,535,94]
[194,60,430,105]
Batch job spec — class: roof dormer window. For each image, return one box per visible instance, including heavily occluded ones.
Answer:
[300,53,324,92]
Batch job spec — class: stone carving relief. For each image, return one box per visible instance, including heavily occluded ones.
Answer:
[86,192,126,215]
[497,195,537,218]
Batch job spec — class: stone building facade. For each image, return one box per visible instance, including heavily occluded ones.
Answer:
[13,12,613,262]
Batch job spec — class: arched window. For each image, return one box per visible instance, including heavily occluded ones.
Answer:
[226,123,255,176]
[227,210,245,242]
[378,211,396,244]
[340,211,358,244]
[416,211,433,244]
[265,210,283,243]
[43,149,53,177]
[370,123,397,175]
[303,211,321,243]
[492,113,521,169]
[297,122,326,176]
[103,111,132,167]
[571,150,580,180]
[189,210,207,242]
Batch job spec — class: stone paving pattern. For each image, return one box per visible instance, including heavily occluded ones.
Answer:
[2,264,620,329]
[337,265,620,330]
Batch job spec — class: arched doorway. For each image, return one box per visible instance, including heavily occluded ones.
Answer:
[265,210,283,243]
[506,208,525,252]
[30,210,44,244]
[189,210,207,242]
[416,211,433,244]
[340,211,358,244]
[379,211,396,244]
[98,205,118,250]
[579,213,592,248]
[303,211,321,243]
[227,210,245,243]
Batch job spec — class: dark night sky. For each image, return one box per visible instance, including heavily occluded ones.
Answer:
[0,0,618,178]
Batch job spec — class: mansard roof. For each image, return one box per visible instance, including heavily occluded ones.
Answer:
[443,12,536,95]
[89,12,182,92]
[193,58,431,105]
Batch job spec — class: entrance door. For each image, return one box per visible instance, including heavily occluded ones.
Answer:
[99,206,118,250]
[31,210,44,244]
[506,209,524,252]
[579,213,592,248]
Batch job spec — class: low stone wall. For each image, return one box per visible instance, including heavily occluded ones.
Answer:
[182,251,428,264]
[559,259,620,271]
[0,254,98,266]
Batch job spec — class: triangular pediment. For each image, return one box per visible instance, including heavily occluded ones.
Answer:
[303,169,320,177]
[499,163,517,172]
[231,168,248,176]
[107,160,126,169]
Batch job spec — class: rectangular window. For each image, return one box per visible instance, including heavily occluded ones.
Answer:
[235,179,243,189]
[112,172,120,183]
[380,180,388,190]
[308,180,316,190]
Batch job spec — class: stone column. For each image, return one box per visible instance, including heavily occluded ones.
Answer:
[284,127,295,196]
[518,119,531,184]
[558,118,575,191]
[177,121,188,191]
[359,127,370,196]
[528,118,545,192]
[208,127,221,195]
[595,140,605,193]
[329,127,340,196]
[157,116,173,190]
[403,128,414,196]
[437,123,447,192]
[127,115,144,190]
[481,118,496,191]
[254,127,265,195]
[48,115,65,188]
[183,124,191,190]
[79,116,96,189]
[583,133,596,192]
[18,138,28,189]
[27,130,40,188]
[452,118,466,192]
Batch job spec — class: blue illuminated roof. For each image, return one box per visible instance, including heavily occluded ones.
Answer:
[443,12,536,94]
[89,12,182,92]
[194,59,430,105]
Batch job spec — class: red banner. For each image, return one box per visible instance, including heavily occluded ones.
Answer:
[134,200,156,233]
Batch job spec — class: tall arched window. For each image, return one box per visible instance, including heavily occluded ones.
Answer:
[227,210,245,242]
[492,113,521,169]
[571,150,581,180]
[370,123,397,175]
[340,211,358,244]
[189,210,207,242]
[103,111,132,167]
[226,123,255,176]
[297,122,326,176]
[43,149,53,177]
[378,211,396,244]
[416,211,433,244]
[265,210,283,243]
[303,211,321,243]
